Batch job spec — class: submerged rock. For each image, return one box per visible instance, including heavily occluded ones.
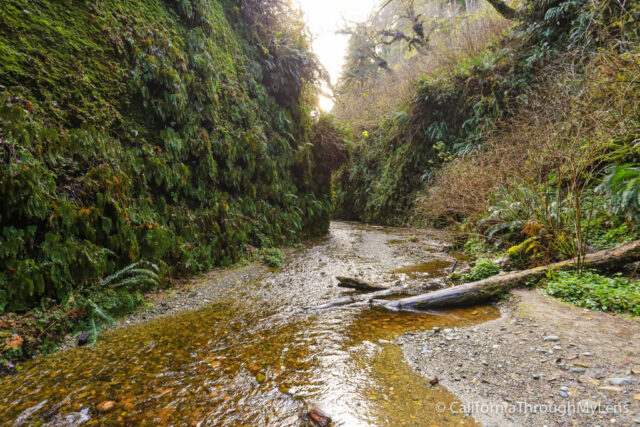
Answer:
[96,401,116,413]
[305,407,332,427]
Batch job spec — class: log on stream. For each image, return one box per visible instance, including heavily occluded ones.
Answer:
[336,276,388,291]
[382,240,640,312]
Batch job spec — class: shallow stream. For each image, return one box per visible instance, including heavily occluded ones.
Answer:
[0,222,499,425]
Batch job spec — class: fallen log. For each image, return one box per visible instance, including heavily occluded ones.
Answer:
[336,276,388,291]
[384,240,640,311]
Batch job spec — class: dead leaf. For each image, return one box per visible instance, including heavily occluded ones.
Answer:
[4,335,23,350]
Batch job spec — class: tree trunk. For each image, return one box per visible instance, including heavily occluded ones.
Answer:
[485,0,519,20]
[383,240,640,311]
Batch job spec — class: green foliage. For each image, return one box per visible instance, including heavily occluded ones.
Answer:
[463,237,493,259]
[597,164,640,222]
[462,258,500,282]
[589,223,638,250]
[258,248,286,268]
[333,0,640,226]
[544,270,640,316]
[74,261,160,341]
[0,0,332,313]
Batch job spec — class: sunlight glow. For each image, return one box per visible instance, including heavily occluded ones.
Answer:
[294,0,379,111]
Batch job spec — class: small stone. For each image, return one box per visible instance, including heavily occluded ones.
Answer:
[444,328,453,334]
[544,336,560,342]
[433,327,441,333]
[582,352,593,357]
[248,364,261,375]
[605,377,631,386]
[533,374,541,380]
[96,401,116,413]
[307,407,331,427]
[559,391,569,398]
[482,360,488,366]
[255,373,266,384]
[77,331,90,347]
[570,368,586,373]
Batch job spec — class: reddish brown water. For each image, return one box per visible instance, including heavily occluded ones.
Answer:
[0,222,498,425]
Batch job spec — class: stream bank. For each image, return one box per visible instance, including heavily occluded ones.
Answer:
[400,288,640,426]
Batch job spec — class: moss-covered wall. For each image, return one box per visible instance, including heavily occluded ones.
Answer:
[0,0,331,312]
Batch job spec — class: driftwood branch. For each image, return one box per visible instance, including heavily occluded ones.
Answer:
[384,240,640,311]
[336,276,388,291]
[305,288,402,310]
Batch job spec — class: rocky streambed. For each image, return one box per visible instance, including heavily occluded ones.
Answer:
[1,221,638,426]
[0,222,492,426]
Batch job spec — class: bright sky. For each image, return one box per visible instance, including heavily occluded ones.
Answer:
[294,0,379,111]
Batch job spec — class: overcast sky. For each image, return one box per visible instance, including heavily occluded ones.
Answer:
[294,0,379,110]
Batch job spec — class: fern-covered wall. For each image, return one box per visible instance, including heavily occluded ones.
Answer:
[0,0,333,312]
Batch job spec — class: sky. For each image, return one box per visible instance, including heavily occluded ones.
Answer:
[294,0,379,111]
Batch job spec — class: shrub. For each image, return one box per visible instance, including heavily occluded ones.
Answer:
[597,164,640,223]
[544,270,640,316]
[258,248,286,268]
[462,258,500,282]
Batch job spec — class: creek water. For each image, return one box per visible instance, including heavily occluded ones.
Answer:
[0,222,499,426]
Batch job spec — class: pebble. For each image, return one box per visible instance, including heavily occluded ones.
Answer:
[533,374,541,380]
[96,401,116,413]
[605,377,631,386]
[558,390,569,398]
[543,335,560,342]
[482,360,488,366]
[570,367,586,373]
[582,352,593,357]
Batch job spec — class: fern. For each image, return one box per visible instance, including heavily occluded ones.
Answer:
[87,300,115,326]
[597,163,640,221]
[100,261,160,288]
